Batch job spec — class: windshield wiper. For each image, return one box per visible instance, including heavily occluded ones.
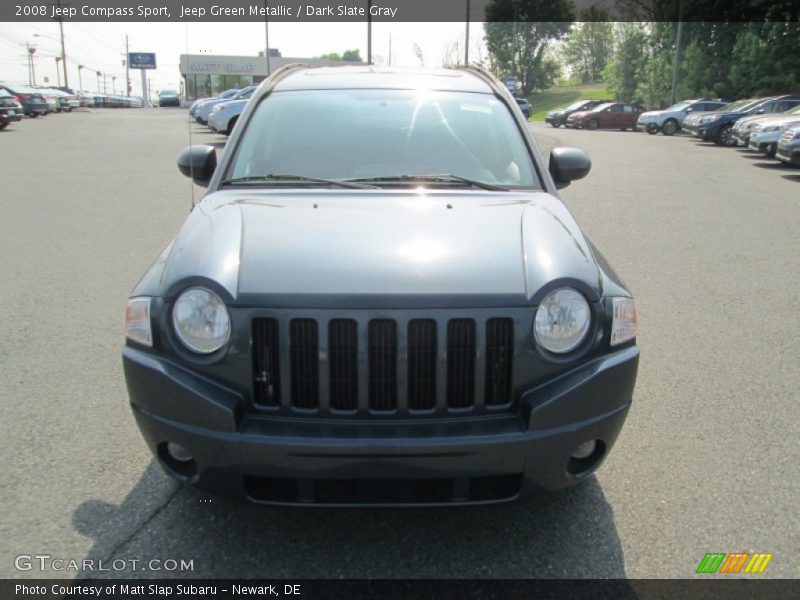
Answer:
[345,174,510,192]
[220,174,377,189]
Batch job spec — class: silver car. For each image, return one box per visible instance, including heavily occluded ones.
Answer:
[124,66,639,506]
[775,126,800,166]
[636,99,727,136]
[208,97,249,135]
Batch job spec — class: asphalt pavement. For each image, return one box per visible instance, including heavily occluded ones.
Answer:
[0,110,798,579]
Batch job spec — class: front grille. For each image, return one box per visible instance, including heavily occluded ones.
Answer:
[485,318,514,406]
[446,319,476,408]
[368,319,398,411]
[290,319,319,409]
[251,315,517,416]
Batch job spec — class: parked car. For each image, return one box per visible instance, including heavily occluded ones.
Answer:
[196,87,255,124]
[635,99,728,136]
[566,102,645,130]
[515,97,532,119]
[207,97,251,135]
[683,95,800,146]
[37,89,60,113]
[545,99,608,128]
[123,66,639,506]
[776,126,800,166]
[0,88,23,129]
[46,88,80,112]
[159,89,181,107]
[0,83,48,117]
[733,101,800,146]
[190,88,240,119]
[747,109,800,157]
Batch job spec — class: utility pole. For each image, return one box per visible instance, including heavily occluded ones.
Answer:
[24,43,37,85]
[112,75,117,94]
[56,0,68,87]
[669,1,685,105]
[465,0,470,65]
[124,34,131,96]
[367,0,372,65]
[77,64,84,91]
[96,71,100,93]
[263,0,271,75]
[55,57,62,86]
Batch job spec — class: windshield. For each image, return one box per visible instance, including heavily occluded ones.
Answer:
[565,100,590,111]
[589,102,614,112]
[719,98,760,112]
[664,101,692,111]
[160,90,178,96]
[227,89,539,189]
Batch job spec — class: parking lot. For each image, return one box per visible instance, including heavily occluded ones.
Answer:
[1,108,798,579]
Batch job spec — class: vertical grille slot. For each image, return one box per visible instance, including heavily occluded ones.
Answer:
[290,319,319,409]
[407,319,437,410]
[485,318,514,406]
[329,319,358,411]
[252,318,280,407]
[368,319,397,411]
[447,319,476,408]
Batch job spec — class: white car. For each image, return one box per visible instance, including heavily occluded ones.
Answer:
[635,99,728,136]
[776,126,800,166]
[747,110,800,157]
[208,98,250,135]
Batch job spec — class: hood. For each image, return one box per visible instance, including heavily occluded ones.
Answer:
[158,191,601,307]
[738,113,793,127]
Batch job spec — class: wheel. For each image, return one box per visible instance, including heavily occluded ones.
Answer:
[29,113,38,118]
[0,122,7,130]
[662,119,678,136]
[587,119,599,130]
[716,124,735,146]
[226,116,239,136]
[646,126,658,135]
[766,143,777,158]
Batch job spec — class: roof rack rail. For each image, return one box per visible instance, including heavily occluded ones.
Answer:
[460,64,511,98]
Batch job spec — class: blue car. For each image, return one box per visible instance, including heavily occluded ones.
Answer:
[196,87,256,125]
[683,95,800,146]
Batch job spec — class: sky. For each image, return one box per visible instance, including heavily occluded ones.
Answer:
[0,21,487,96]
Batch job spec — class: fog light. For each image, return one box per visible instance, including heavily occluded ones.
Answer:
[166,442,193,463]
[571,440,597,460]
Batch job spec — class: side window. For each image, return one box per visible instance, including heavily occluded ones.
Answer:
[623,105,633,113]
[610,104,622,112]
[782,100,800,111]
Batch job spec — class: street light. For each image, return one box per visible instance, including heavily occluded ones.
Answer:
[112,75,117,94]
[32,28,68,88]
[77,64,85,92]
[55,56,62,86]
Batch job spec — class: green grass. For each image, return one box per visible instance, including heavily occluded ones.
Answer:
[527,83,611,121]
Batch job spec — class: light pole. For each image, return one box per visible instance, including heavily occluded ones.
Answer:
[96,71,101,93]
[25,44,37,85]
[78,64,84,92]
[55,57,62,86]
[33,32,66,88]
[112,75,117,94]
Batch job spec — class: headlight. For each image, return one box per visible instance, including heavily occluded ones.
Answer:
[610,297,637,346]
[172,287,230,354]
[534,288,591,353]
[125,297,152,346]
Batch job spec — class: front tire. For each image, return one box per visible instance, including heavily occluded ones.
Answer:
[716,124,735,146]
[662,119,678,136]
[226,116,239,136]
[587,119,599,130]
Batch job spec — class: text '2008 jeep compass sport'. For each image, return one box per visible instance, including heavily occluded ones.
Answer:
[123,66,639,506]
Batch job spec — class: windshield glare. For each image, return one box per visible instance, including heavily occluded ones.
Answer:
[665,101,691,111]
[565,100,590,111]
[228,89,539,189]
[720,98,759,112]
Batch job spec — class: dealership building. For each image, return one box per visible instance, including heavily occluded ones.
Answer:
[179,54,361,99]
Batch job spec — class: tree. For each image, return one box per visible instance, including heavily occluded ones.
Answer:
[341,49,362,62]
[561,7,613,83]
[483,0,574,94]
[602,23,648,102]
[318,52,342,61]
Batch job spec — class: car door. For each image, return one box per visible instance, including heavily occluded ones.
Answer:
[621,104,638,127]
[601,104,621,128]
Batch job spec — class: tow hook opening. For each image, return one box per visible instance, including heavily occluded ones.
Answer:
[567,439,606,476]
[158,441,199,481]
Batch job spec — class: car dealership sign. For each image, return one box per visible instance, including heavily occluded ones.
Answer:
[128,52,157,70]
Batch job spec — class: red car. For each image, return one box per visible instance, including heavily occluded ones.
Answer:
[566,102,646,130]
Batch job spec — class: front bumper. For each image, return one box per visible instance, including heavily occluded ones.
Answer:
[776,144,800,165]
[208,112,227,132]
[123,345,639,506]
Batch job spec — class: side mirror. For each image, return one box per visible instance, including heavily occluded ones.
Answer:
[177,145,217,186]
[549,147,591,190]
[686,107,693,113]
